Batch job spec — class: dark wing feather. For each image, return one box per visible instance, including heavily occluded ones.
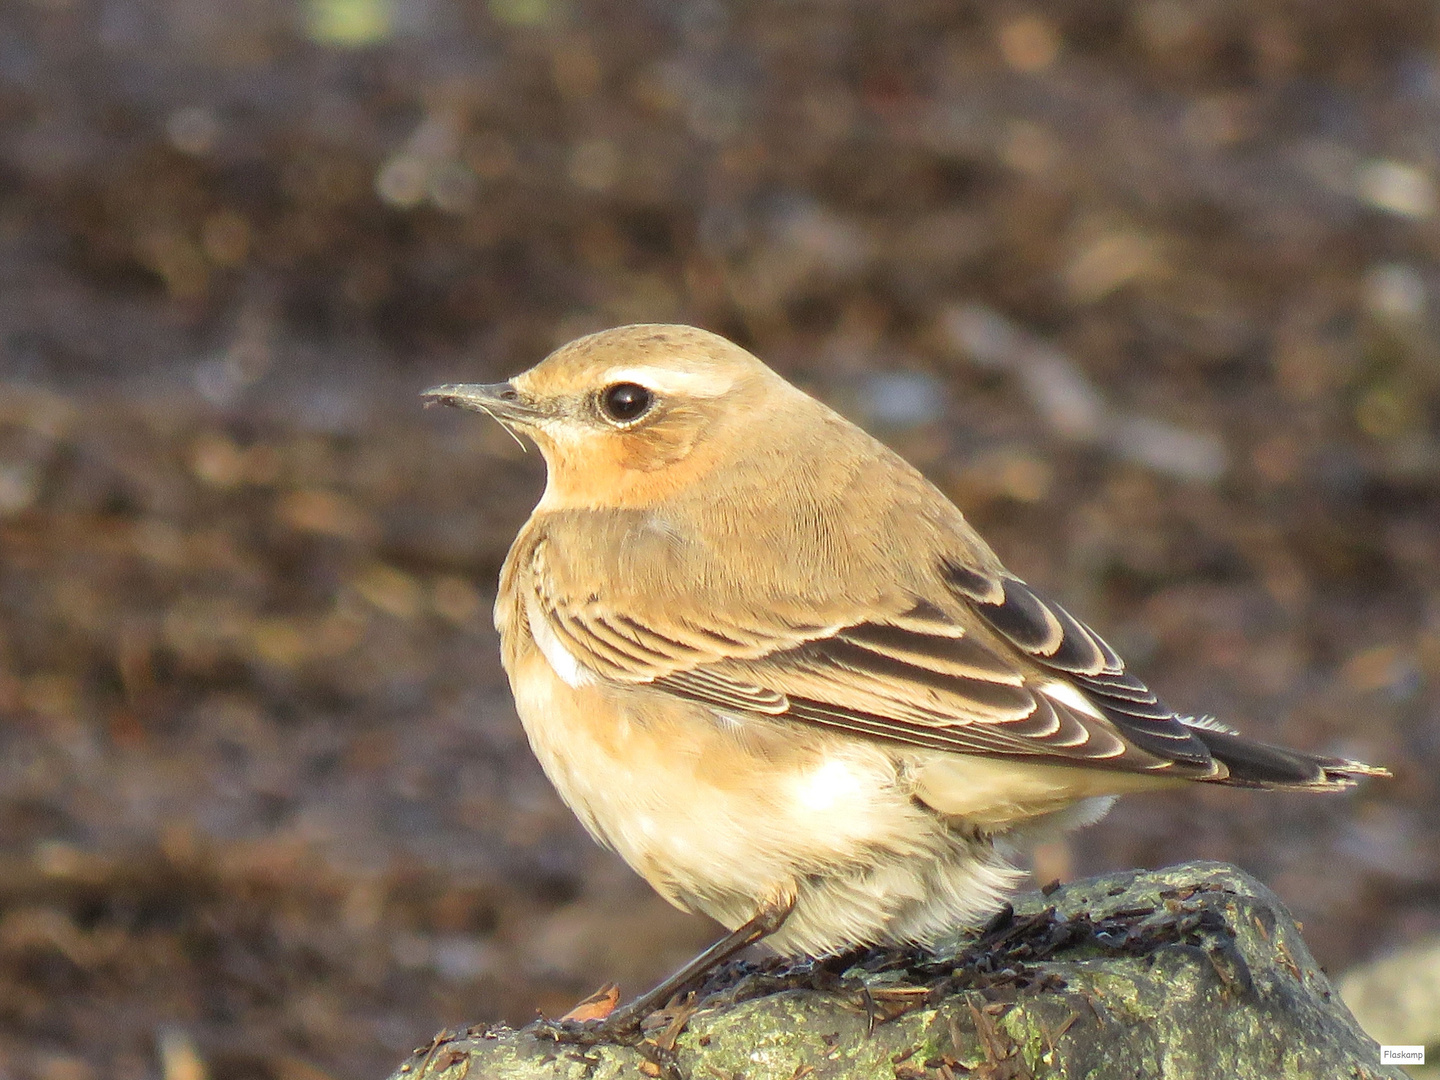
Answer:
[522,535,1386,788]
[940,560,1213,766]
[649,597,1206,773]
[527,537,1217,774]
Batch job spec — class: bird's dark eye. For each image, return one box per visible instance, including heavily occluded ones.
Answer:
[600,382,653,423]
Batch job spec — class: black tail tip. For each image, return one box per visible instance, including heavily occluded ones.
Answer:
[1183,720,1391,790]
[1315,758,1392,789]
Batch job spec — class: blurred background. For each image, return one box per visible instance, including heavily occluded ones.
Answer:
[0,0,1437,1077]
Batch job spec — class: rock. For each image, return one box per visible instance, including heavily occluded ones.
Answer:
[386,861,1401,1080]
[1340,936,1440,1079]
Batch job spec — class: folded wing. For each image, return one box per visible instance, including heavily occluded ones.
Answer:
[529,541,1227,778]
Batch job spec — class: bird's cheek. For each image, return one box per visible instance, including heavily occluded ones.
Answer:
[615,426,701,473]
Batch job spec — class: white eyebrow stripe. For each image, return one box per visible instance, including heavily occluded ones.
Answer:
[603,366,734,398]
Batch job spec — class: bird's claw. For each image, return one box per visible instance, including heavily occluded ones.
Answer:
[527,1013,644,1047]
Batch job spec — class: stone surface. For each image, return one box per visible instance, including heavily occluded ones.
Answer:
[1340,937,1440,1080]
[387,861,1402,1080]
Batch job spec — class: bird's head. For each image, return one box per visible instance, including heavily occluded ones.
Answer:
[424,324,801,510]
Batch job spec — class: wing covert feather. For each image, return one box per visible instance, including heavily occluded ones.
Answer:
[526,533,1214,773]
[940,559,1213,766]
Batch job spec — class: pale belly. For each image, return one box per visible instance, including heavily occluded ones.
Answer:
[506,646,1027,955]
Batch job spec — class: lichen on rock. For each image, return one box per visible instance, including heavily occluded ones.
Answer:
[388,861,1404,1080]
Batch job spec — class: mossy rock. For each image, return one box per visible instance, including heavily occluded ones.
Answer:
[388,861,1402,1080]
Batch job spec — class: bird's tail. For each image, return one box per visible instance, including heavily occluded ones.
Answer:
[1181,717,1391,790]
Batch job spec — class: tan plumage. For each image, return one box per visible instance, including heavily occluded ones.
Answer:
[425,324,1388,964]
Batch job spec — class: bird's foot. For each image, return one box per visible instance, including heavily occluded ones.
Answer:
[528,986,651,1047]
[528,1013,644,1047]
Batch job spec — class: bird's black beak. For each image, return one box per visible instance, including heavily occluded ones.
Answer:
[421,382,542,429]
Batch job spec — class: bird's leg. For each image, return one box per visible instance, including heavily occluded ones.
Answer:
[608,889,796,1029]
[534,888,797,1044]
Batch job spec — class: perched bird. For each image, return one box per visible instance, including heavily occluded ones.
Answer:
[424,324,1386,1027]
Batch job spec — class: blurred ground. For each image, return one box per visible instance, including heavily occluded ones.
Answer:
[1,0,1438,1077]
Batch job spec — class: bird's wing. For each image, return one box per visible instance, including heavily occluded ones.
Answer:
[934,558,1213,768]
[528,543,1217,776]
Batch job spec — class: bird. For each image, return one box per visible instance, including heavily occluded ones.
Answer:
[423,323,1388,1030]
